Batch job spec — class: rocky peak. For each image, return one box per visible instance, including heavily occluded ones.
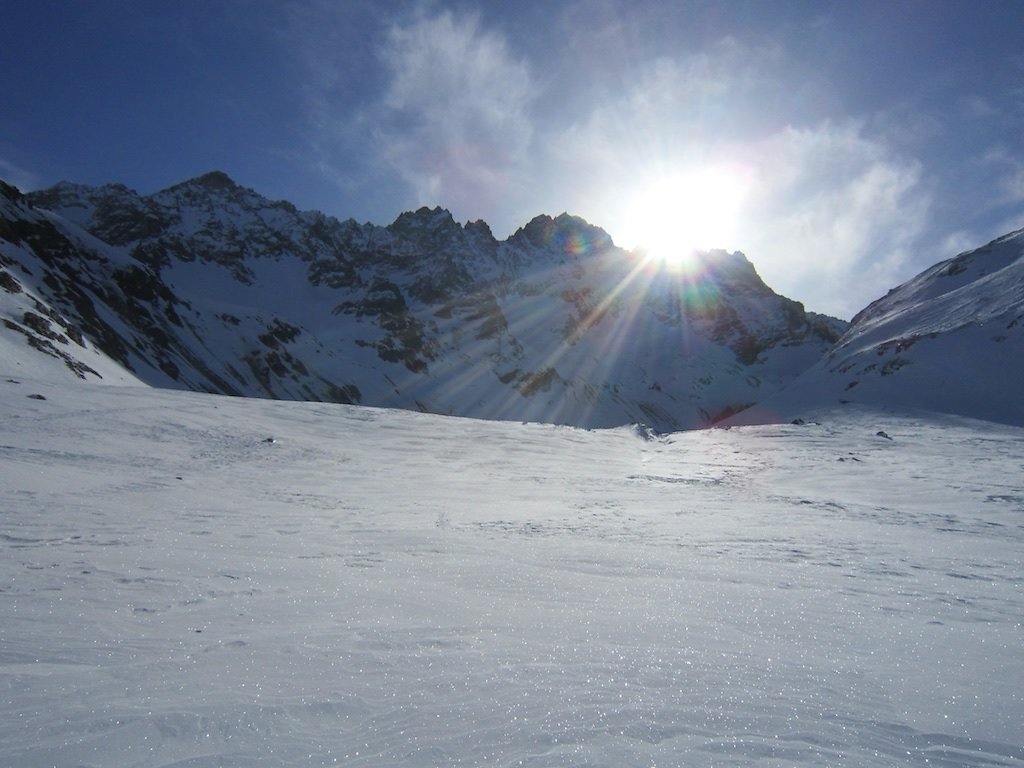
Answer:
[510,213,614,257]
[150,170,241,198]
[384,208,503,269]
[698,249,775,297]
[464,219,494,240]
[190,170,239,191]
[387,206,460,239]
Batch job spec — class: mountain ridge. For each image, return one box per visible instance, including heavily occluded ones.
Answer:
[2,171,846,430]
[6,170,1021,428]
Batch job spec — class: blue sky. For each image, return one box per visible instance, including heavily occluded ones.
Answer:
[3,0,1023,318]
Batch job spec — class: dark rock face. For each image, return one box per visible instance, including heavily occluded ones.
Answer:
[1,172,847,429]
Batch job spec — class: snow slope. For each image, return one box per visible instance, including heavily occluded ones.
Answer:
[733,228,1024,427]
[2,374,1022,767]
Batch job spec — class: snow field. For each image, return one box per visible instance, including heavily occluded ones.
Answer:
[1,378,1022,766]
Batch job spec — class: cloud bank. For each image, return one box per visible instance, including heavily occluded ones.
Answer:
[376,10,535,219]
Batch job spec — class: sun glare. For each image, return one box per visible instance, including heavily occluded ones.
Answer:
[618,165,749,271]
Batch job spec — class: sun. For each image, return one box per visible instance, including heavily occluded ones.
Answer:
[617,165,749,271]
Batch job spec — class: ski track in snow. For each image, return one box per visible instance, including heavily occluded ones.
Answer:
[1,377,1022,767]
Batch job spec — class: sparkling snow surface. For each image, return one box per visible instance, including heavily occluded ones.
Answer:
[1,378,1022,767]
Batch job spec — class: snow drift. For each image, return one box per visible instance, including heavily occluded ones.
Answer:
[1,374,1022,766]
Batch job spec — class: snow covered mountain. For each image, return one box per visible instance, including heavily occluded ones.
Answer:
[732,227,1024,427]
[1,173,843,430]
[3,174,1024,765]
[5,170,1022,430]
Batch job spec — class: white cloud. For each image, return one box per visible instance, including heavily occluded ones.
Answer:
[376,10,535,218]
[737,121,931,318]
